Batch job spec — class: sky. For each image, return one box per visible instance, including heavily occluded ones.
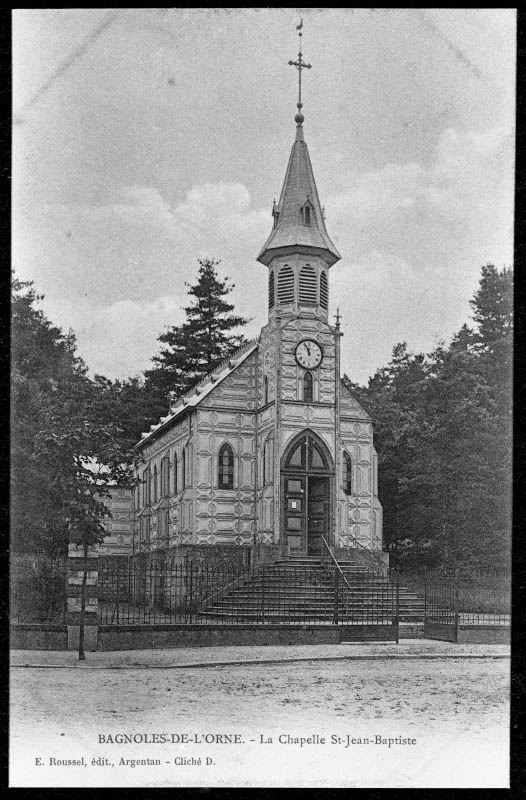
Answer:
[12,8,516,385]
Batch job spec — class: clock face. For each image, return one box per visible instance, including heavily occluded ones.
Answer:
[295,339,323,369]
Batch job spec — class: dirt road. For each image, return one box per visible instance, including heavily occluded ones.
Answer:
[10,655,509,788]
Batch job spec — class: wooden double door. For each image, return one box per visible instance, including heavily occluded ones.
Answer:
[282,474,330,555]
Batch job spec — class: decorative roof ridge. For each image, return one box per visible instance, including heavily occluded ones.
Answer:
[189,336,260,394]
[136,338,260,448]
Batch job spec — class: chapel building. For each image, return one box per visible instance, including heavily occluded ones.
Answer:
[133,77,383,563]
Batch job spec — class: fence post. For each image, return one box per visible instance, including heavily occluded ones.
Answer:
[66,542,98,652]
[261,566,265,622]
[333,570,339,625]
[116,567,120,625]
[189,563,193,623]
[453,569,460,643]
[395,570,400,644]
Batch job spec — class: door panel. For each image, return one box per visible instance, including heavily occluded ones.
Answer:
[308,477,329,555]
[283,476,306,550]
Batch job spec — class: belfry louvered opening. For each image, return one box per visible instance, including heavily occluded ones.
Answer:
[278,265,295,304]
[299,265,317,306]
[268,271,275,309]
[320,271,328,310]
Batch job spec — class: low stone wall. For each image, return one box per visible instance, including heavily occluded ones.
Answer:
[10,624,68,650]
[423,623,457,642]
[399,623,425,639]
[337,625,398,642]
[98,624,345,650]
[457,626,510,644]
[424,623,510,644]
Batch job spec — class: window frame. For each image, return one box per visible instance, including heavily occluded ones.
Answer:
[303,371,314,402]
[218,442,234,490]
[343,451,352,495]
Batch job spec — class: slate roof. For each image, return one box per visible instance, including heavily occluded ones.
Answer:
[257,123,341,267]
[135,338,260,449]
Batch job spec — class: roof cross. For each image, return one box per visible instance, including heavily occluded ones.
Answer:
[288,19,311,117]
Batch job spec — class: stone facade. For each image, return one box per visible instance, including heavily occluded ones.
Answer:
[133,109,383,560]
[98,485,134,555]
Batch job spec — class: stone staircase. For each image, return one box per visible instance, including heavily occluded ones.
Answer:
[200,555,425,624]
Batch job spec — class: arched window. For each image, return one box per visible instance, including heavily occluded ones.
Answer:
[286,438,306,469]
[218,443,234,489]
[143,468,151,506]
[303,371,313,402]
[320,271,328,310]
[343,452,352,495]
[173,452,178,494]
[277,265,294,305]
[284,433,329,471]
[264,376,269,405]
[302,205,311,226]
[161,457,170,498]
[268,271,275,309]
[146,468,151,505]
[153,465,158,502]
[299,265,317,305]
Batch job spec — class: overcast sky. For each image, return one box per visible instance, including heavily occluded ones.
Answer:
[13,8,515,385]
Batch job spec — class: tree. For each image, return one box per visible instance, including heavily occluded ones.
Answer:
[144,258,249,407]
[12,276,132,554]
[11,276,133,656]
[91,375,163,452]
[346,265,513,576]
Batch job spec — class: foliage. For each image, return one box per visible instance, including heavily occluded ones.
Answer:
[11,276,133,557]
[144,258,249,409]
[345,264,512,575]
[91,375,163,453]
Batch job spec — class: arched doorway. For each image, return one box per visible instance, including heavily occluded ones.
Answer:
[281,430,334,555]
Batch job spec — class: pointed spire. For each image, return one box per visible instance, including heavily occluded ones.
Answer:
[257,20,341,268]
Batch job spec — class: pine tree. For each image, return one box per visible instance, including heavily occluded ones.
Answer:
[345,264,512,576]
[144,258,249,407]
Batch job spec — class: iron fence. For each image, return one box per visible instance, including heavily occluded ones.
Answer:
[98,556,401,627]
[321,537,399,629]
[424,580,510,627]
[10,554,67,624]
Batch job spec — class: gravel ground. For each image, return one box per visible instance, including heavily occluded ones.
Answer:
[10,646,509,789]
[10,640,510,668]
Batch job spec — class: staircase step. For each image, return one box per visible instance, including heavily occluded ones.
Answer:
[197,553,425,624]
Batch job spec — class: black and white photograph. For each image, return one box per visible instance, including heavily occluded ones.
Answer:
[10,8,514,789]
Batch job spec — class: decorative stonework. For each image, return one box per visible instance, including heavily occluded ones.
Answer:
[130,114,383,558]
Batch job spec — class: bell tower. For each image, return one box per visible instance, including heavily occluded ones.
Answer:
[256,24,340,319]
[256,22,345,554]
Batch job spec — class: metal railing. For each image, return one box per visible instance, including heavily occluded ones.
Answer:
[321,537,399,631]
[337,534,390,577]
[10,555,67,624]
[424,579,510,627]
[98,555,401,628]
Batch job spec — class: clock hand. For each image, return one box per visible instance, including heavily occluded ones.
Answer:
[305,344,311,356]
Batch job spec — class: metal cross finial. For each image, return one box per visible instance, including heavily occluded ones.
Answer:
[288,19,312,112]
[335,308,341,328]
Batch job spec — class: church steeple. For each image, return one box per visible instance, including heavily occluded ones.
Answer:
[257,22,341,269]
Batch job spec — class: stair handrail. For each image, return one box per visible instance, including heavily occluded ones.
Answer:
[340,533,390,577]
[321,537,353,594]
[321,536,356,620]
